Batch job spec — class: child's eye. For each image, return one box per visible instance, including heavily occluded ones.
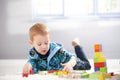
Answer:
[38,44,41,46]
[45,43,48,45]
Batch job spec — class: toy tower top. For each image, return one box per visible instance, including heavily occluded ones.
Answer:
[94,44,102,52]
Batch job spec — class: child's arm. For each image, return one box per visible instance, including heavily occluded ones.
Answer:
[22,61,32,74]
[61,56,76,72]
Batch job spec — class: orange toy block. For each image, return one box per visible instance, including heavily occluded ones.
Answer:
[94,44,102,52]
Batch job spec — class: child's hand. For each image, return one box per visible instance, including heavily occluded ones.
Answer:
[60,63,72,72]
[60,57,76,72]
[22,62,32,74]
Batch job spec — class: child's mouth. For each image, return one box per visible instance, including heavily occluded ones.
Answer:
[42,50,46,53]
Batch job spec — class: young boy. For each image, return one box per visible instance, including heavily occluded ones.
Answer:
[22,23,91,75]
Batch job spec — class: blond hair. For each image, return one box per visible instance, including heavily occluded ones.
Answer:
[29,23,50,41]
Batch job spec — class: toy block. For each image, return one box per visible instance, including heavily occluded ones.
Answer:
[94,68,100,72]
[30,69,34,74]
[89,72,100,79]
[81,73,89,78]
[100,67,107,73]
[94,57,106,62]
[94,62,106,68]
[57,70,68,75]
[94,57,99,62]
[70,70,86,74]
[99,72,105,80]
[48,70,59,73]
[104,73,111,78]
[98,57,106,62]
[94,44,102,52]
[62,71,68,75]
[22,73,28,77]
[95,49,101,52]
[94,52,102,57]
[65,72,82,79]
[53,71,58,75]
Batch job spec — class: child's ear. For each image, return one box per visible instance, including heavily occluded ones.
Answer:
[29,40,33,46]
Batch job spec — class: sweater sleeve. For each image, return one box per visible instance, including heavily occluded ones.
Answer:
[27,49,38,73]
[58,48,75,63]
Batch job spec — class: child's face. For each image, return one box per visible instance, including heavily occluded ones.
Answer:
[30,34,50,55]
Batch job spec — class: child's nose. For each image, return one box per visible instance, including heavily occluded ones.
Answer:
[41,44,46,48]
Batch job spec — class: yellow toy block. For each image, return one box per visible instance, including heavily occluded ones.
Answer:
[104,73,111,78]
[99,57,106,62]
[99,72,105,80]
[57,70,68,76]
[94,57,106,62]
[94,52,102,57]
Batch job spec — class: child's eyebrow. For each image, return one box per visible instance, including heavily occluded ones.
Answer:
[37,41,48,44]
[37,42,41,44]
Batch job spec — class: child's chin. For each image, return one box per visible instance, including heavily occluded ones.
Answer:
[41,52,47,55]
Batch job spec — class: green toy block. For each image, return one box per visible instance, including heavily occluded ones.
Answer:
[53,72,58,75]
[100,67,107,73]
[94,57,99,62]
[81,73,89,78]
[89,72,99,79]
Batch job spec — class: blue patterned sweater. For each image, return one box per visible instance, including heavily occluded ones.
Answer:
[28,43,75,73]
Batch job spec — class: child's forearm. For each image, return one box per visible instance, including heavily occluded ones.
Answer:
[68,56,76,67]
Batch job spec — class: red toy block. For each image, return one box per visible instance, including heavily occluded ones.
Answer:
[22,73,28,77]
[30,69,34,74]
[94,62,105,68]
[48,70,59,73]
[94,49,101,52]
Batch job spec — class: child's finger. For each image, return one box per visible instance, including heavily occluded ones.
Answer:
[62,67,70,72]
[60,63,66,66]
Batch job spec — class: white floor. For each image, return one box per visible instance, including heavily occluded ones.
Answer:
[0,59,120,80]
